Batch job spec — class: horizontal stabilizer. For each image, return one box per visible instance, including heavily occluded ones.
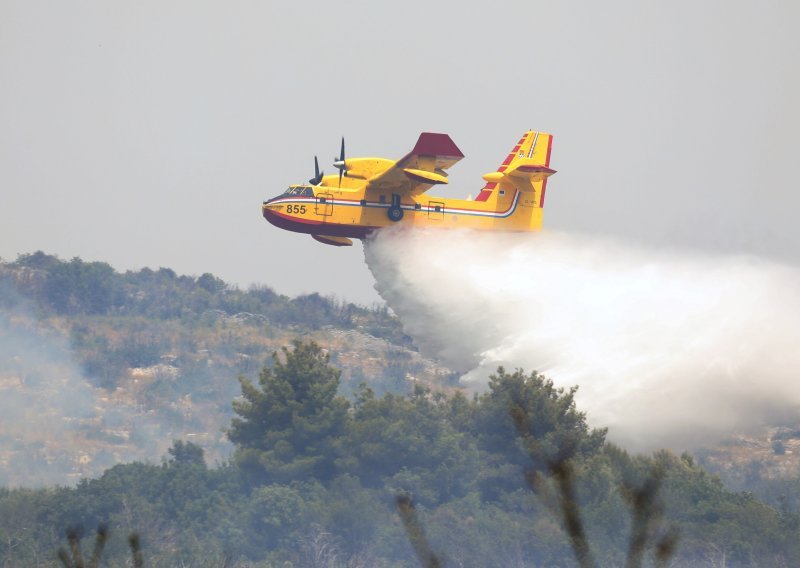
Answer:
[475,131,553,202]
[506,160,557,182]
[311,235,353,247]
[482,159,556,189]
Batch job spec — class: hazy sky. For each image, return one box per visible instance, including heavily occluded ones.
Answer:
[2,1,798,305]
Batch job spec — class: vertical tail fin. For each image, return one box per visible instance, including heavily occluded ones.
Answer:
[475,131,554,207]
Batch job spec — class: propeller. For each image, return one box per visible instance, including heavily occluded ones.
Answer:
[333,137,347,188]
[308,156,324,186]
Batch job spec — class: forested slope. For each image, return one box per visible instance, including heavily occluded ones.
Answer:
[1,252,799,566]
[1,342,798,566]
[0,252,452,485]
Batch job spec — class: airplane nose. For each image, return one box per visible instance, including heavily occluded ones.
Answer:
[262,203,277,222]
[263,195,283,208]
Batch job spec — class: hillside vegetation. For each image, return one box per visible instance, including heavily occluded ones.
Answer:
[1,341,799,566]
[1,252,799,566]
[0,252,452,485]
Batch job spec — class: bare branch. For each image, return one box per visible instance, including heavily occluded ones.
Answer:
[395,494,442,568]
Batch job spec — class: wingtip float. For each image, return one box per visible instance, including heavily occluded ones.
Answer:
[262,130,555,246]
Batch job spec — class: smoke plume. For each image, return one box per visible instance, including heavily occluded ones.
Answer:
[0,304,97,485]
[365,228,800,451]
[0,296,180,487]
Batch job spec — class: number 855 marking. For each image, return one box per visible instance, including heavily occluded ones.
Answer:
[286,204,307,214]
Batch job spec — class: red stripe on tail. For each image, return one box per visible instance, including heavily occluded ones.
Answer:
[539,135,554,207]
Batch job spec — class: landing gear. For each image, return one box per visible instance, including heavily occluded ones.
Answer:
[387,206,404,222]
[387,193,403,222]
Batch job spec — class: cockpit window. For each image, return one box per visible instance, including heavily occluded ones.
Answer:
[282,186,314,197]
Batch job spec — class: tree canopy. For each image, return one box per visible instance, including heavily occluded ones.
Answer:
[0,338,797,567]
[228,340,350,483]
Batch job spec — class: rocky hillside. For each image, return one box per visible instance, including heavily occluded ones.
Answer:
[0,252,454,486]
[2,252,798,498]
[698,426,800,485]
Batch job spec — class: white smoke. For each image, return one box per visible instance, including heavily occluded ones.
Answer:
[0,297,184,487]
[364,228,800,451]
[0,305,98,486]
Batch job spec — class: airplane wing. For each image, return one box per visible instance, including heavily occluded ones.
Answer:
[364,133,464,197]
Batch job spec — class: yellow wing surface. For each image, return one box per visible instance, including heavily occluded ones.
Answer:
[341,133,465,197]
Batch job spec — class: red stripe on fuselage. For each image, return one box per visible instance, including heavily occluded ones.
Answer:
[263,208,377,239]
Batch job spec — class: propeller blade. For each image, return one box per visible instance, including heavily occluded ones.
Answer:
[334,137,347,188]
[309,156,324,185]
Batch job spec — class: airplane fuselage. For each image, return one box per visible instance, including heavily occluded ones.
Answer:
[261,131,554,246]
[262,184,544,240]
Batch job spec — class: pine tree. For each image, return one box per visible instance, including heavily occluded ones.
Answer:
[228,340,350,484]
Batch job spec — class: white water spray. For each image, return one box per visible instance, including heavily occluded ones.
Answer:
[365,228,800,451]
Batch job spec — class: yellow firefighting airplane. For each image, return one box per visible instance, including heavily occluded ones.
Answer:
[262,130,555,246]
